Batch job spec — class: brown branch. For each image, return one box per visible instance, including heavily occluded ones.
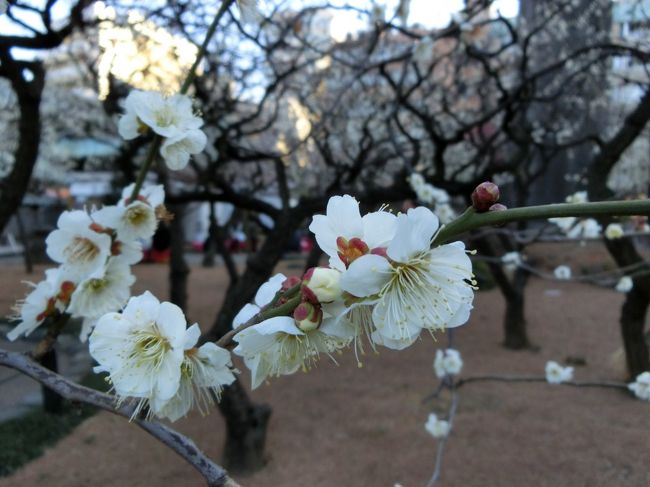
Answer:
[0,349,238,487]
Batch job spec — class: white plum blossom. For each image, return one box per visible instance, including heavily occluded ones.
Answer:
[553,265,572,280]
[119,183,165,208]
[45,210,112,279]
[151,324,236,421]
[628,372,650,401]
[545,361,574,384]
[160,129,208,170]
[549,216,576,233]
[501,251,522,272]
[565,191,588,204]
[615,276,633,293]
[308,195,397,271]
[119,90,202,139]
[117,90,206,171]
[605,223,624,240]
[567,218,602,239]
[434,348,463,378]
[89,292,190,415]
[6,268,75,341]
[93,201,159,242]
[68,258,136,341]
[338,206,474,349]
[425,413,450,439]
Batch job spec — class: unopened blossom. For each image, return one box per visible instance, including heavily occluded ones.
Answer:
[605,223,624,240]
[434,348,463,378]
[545,361,574,384]
[339,206,474,349]
[46,210,112,279]
[471,182,500,212]
[68,258,135,341]
[89,292,189,414]
[309,195,396,270]
[7,268,75,341]
[615,276,633,293]
[425,413,450,439]
[302,267,342,303]
[232,274,347,388]
[152,324,236,421]
[553,265,572,280]
[628,372,650,401]
[501,251,522,272]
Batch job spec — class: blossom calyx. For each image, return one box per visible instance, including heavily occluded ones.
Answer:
[293,302,323,332]
[471,182,500,212]
[301,267,341,304]
[282,276,302,291]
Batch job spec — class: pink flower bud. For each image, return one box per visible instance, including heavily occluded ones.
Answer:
[293,301,323,332]
[471,182,500,212]
[281,276,301,291]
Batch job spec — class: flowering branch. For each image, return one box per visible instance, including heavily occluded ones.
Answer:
[454,375,628,391]
[129,0,236,201]
[433,199,650,245]
[215,285,302,349]
[0,348,239,487]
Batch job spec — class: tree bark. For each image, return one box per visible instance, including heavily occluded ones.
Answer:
[169,204,190,313]
[0,54,45,234]
[203,210,304,473]
[473,234,532,349]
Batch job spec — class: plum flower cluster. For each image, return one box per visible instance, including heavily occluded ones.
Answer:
[408,172,457,224]
[89,292,235,420]
[549,191,602,239]
[628,372,650,401]
[118,90,207,171]
[434,348,463,378]
[232,195,475,387]
[425,413,450,439]
[7,184,165,342]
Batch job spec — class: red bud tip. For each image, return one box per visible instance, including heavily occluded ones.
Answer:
[471,182,500,212]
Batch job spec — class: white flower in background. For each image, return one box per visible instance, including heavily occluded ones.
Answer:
[501,251,522,272]
[302,267,342,303]
[340,206,474,349]
[68,258,136,341]
[435,203,456,225]
[152,324,236,421]
[549,216,576,233]
[46,210,112,279]
[567,218,601,239]
[425,413,450,439]
[434,349,463,378]
[160,128,208,170]
[628,372,650,401]
[605,223,624,240]
[0,0,7,15]
[545,361,574,384]
[309,195,397,270]
[119,90,202,139]
[553,265,572,280]
[565,191,588,204]
[6,268,75,341]
[237,0,261,24]
[93,201,159,242]
[89,292,189,414]
[615,276,633,293]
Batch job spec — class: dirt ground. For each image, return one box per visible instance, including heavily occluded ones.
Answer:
[1,245,649,487]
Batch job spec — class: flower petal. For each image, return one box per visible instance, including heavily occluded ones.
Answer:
[340,254,392,297]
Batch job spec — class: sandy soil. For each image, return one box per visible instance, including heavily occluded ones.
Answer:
[0,248,648,487]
